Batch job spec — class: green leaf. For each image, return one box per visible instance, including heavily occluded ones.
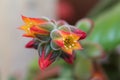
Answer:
[76,18,94,34]
[81,41,104,59]
[25,57,39,80]
[74,54,93,80]
[86,3,120,51]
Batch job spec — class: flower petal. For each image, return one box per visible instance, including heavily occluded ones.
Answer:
[58,25,71,36]
[69,26,87,40]
[30,26,49,35]
[21,15,30,24]
[50,29,62,40]
[73,42,83,50]
[19,25,32,34]
[20,25,35,38]
[58,25,71,32]
[22,33,34,37]
[60,52,75,64]
[19,25,27,30]
[38,43,60,70]
[22,15,48,25]
[25,39,35,48]
[79,31,87,40]
[53,39,64,47]
[71,32,81,41]
[61,47,73,55]
[50,40,60,50]
[50,29,64,47]
[39,52,58,70]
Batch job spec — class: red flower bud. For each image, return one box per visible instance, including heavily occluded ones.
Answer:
[38,45,59,70]
[60,52,75,64]
[25,39,35,48]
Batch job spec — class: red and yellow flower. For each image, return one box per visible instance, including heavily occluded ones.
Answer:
[19,16,56,38]
[50,25,85,55]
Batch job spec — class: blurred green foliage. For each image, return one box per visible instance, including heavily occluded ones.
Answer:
[87,3,120,51]
[26,3,120,80]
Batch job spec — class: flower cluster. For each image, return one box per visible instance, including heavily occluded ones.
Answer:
[19,16,86,70]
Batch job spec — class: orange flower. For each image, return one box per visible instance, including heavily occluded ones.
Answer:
[19,16,55,38]
[50,25,83,55]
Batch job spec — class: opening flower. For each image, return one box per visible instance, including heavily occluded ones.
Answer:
[19,16,55,38]
[51,25,83,55]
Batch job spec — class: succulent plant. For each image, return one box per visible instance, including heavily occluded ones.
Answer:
[19,16,89,70]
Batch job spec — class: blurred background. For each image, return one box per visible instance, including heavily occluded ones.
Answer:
[0,0,120,80]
